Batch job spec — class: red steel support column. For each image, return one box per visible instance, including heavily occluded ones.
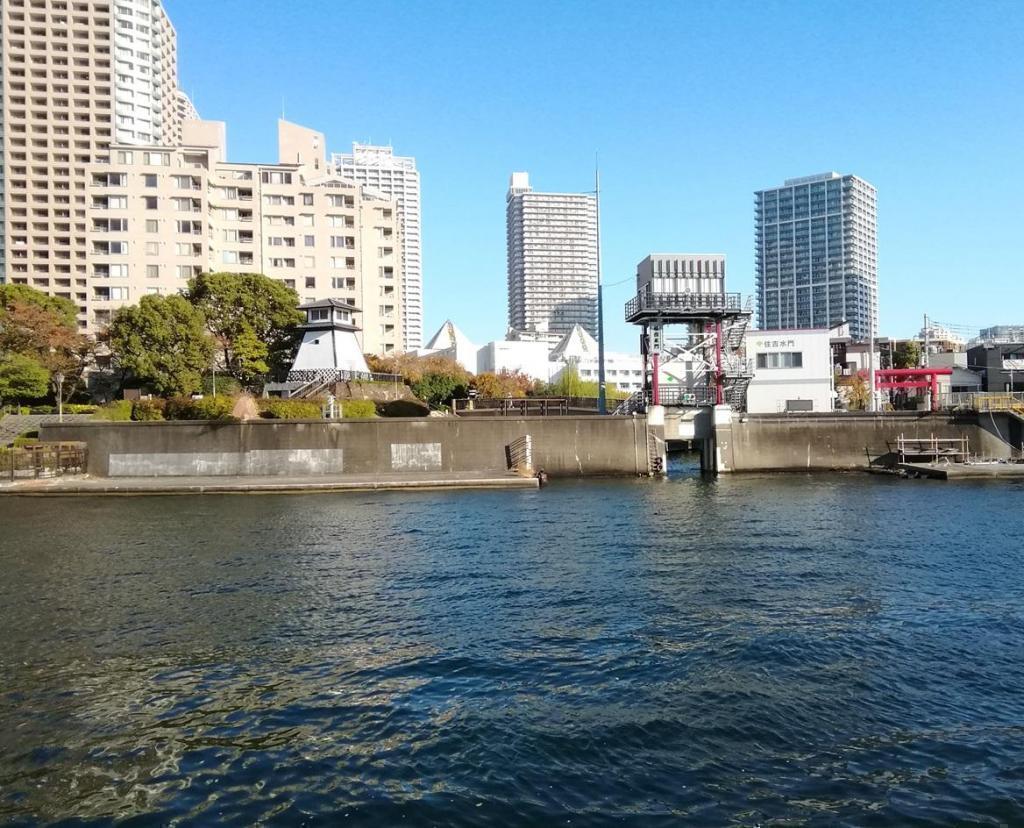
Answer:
[931,372,938,411]
[715,320,724,405]
[652,351,660,405]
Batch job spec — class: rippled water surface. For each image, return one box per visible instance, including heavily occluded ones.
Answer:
[2,461,1024,825]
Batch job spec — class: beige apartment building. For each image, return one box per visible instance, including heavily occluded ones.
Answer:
[86,119,404,354]
[0,0,187,329]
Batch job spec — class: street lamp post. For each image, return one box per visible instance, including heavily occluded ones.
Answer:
[53,371,65,422]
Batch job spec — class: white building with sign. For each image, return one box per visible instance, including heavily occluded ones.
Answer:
[744,328,834,413]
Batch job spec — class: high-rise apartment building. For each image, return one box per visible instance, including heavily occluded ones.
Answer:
[506,172,598,338]
[0,0,183,328]
[755,172,877,341]
[85,120,404,354]
[333,144,422,351]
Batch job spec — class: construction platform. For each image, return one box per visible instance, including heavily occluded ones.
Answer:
[898,462,1024,480]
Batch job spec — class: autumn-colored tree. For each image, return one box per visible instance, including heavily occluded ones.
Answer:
[837,371,871,411]
[473,369,534,398]
[0,287,94,401]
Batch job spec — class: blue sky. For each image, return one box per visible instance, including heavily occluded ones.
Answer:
[168,0,1023,352]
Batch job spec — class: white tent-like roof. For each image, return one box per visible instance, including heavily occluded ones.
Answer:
[424,320,477,354]
[549,324,599,363]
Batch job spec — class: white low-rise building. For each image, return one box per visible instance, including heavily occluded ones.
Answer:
[745,328,835,413]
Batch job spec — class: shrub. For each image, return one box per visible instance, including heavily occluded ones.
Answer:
[65,404,99,415]
[202,374,243,397]
[165,395,237,421]
[340,399,376,418]
[131,398,165,421]
[411,373,469,407]
[29,405,56,415]
[379,399,429,417]
[257,397,323,420]
[92,400,134,421]
[13,431,39,447]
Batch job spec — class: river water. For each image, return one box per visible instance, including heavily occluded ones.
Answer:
[1,460,1023,825]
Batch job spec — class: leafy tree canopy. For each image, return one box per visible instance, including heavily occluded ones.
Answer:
[473,370,535,399]
[107,294,214,396]
[186,272,303,386]
[0,284,77,327]
[0,352,50,404]
[893,340,922,370]
[0,286,93,401]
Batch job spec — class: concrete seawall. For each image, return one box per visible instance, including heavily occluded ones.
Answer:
[716,412,1013,472]
[40,416,655,479]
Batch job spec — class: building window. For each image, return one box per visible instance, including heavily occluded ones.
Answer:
[146,264,160,279]
[143,173,157,187]
[302,193,314,205]
[144,196,158,210]
[756,351,803,369]
[116,150,133,163]
[261,170,293,185]
[144,151,169,166]
[109,264,129,278]
[145,219,159,232]
[145,241,159,255]
[305,277,316,288]
[304,235,315,247]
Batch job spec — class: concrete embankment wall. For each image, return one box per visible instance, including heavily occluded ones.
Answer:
[717,412,1012,472]
[40,416,653,478]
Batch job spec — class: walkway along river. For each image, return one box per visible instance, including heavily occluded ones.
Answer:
[1,463,1022,824]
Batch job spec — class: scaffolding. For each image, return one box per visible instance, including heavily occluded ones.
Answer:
[625,288,753,410]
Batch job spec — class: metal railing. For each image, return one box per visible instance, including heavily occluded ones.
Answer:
[936,391,1024,412]
[3,443,87,481]
[625,291,744,319]
[286,369,404,398]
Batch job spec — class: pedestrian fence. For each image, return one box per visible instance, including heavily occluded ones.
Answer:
[2,443,87,481]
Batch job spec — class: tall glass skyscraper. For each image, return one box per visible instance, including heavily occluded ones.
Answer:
[755,172,877,341]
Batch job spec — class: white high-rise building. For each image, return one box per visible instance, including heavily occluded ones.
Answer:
[333,144,422,350]
[755,172,878,341]
[506,172,598,338]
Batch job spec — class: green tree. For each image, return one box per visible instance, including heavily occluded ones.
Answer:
[0,353,50,406]
[548,364,586,397]
[185,272,304,386]
[412,372,470,407]
[893,340,922,369]
[107,295,214,396]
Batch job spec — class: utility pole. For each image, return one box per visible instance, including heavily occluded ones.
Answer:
[923,313,930,368]
[868,310,877,412]
[595,161,607,415]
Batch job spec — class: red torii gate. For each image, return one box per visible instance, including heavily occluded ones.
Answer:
[874,367,952,411]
